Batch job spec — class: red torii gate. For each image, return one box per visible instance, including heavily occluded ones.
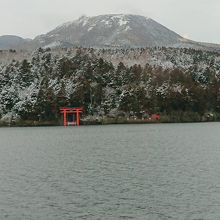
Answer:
[60,107,83,126]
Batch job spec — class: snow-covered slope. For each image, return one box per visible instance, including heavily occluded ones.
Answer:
[31,14,184,48]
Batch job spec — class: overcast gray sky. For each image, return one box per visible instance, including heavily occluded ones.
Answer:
[1,0,219,43]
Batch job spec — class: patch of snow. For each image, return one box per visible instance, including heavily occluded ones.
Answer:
[78,16,89,26]
[119,19,128,26]
[156,82,169,97]
[111,15,125,19]
[43,41,61,49]
[124,26,132,31]
[110,15,129,26]
[88,24,96,31]
[88,27,93,32]
[82,20,88,26]
[101,19,112,27]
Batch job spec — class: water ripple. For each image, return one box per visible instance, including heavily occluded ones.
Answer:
[1,123,220,219]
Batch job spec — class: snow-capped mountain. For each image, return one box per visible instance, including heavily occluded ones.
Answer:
[32,14,184,48]
[1,14,220,51]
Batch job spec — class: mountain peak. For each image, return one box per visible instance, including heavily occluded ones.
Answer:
[72,14,151,29]
[2,14,220,51]
[36,13,181,49]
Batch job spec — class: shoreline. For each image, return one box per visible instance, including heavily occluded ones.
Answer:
[0,118,218,127]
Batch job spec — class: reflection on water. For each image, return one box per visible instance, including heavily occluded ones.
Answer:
[1,123,220,219]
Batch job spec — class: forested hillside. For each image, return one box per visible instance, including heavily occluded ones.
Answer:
[1,47,220,124]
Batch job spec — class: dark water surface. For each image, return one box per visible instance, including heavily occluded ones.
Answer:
[1,123,220,220]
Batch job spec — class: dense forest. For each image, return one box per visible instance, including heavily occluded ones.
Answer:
[0,47,220,125]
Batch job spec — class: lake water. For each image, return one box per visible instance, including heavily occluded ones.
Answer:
[1,123,220,220]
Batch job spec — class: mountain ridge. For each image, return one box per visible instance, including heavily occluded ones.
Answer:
[0,14,220,51]
[0,35,30,50]
[32,14,184,48]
